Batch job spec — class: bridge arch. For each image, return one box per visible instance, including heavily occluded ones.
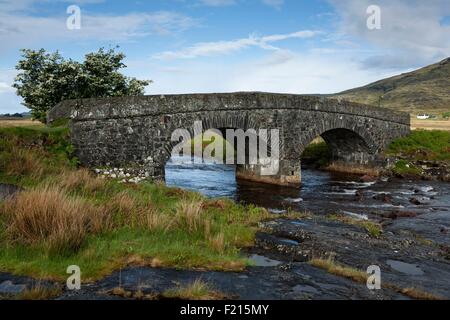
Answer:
[297,126,379,166]
[161,113,265,167]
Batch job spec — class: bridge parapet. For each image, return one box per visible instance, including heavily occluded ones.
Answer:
[49,92,410,125]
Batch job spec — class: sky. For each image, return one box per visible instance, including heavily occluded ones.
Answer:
[0,0,449,113]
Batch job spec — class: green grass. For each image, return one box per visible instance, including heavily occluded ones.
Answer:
[163,279,225,300]
[0,126,269,281]
[300,141,331,167]
[387,130,450,162]
[392,160,423,177]
[327,214,383,238]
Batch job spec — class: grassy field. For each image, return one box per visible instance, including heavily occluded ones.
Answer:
[411,119,450,131]
[0,119,43,128]
[0,125,272,281]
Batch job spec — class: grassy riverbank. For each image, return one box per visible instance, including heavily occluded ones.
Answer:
[386,130,450,162]
[0,125,269,281]
[300,130,450,179]
[386,130,450,179]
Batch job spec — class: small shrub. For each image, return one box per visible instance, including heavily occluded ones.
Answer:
[393,160,422,177]
[175,199,205,234]
[309,257,368,283]
[16,284,62,300]
[208,232,225,253]
[163,279,225,300]
[442,112,450,120]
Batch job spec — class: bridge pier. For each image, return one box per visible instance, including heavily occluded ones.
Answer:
[235,160,301,187]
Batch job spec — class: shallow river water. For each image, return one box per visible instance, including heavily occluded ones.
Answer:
[166,156,450,219]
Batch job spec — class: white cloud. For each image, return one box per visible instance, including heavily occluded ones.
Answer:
[0,82,14,94]
[328,0,450,68]
[0,10,197,54]
[144,49,399,97]
[153,30,320,60]
[0,69,26,114]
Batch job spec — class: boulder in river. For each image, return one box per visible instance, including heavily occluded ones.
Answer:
[383,211,418,219]
[360,175,377,183]
[373,193,393,203]
[409,197,431,205]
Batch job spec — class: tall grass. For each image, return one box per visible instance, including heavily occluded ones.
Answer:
[163,279,225,300]
[175,199,206,234]
[58,168,107,193]
[1,185,110,255]
[1,146,46,179]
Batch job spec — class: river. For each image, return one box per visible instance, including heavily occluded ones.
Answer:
[165,156,450,220]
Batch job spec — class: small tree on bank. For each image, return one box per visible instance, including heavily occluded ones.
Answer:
[13,47,151,122]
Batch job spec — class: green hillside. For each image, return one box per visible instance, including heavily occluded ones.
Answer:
[332,57,450,115]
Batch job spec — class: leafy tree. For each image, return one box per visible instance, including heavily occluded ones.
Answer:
[13,47,151,122]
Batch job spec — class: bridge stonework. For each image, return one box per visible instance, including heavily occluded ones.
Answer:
[48,92,410,186]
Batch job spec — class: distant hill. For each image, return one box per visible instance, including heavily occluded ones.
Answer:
[332,58,450,115]
[0,112,31,119]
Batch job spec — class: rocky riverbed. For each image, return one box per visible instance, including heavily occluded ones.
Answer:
[1,208,449,300]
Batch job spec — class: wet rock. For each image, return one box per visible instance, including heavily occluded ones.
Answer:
[0,184,22,201]
[57,265,406,300]
[409,197,431,205]
[373,193,393,203]
[360,175,377,183]
[255,232,311,262]
[249,254,282,267]
[355,190,364,201]
[383,211,418,220]
[0,273,59,299]
[0,281,26,295]
[386,260,424,276]
[257,216,450,299]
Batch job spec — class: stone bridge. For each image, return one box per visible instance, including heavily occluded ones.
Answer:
[48,92,410,186]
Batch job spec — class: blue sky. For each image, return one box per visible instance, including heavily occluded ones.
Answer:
[1,0,449,113]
